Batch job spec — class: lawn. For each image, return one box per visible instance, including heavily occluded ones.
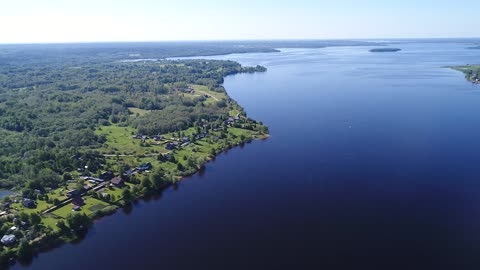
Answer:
[52,197,109,218]
[190,84,227,105]
[95,125,153,155]
[42,215,62,229]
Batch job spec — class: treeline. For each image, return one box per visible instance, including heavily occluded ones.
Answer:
[0,56,266,188]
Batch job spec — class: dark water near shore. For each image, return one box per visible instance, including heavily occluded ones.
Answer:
[14,43,480,270]
[0,190,12,199]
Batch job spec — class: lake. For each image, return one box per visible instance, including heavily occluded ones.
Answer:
[13,42,480,269]
[0,190,12,200]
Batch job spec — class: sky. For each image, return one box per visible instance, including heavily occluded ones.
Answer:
[0,0,479,43]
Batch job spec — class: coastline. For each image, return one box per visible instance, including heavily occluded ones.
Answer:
[0,63,269,268]
[451,65,480,84]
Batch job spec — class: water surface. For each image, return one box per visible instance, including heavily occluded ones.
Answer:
[14,42,480,270]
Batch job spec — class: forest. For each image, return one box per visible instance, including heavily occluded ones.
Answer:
[0,44,271,265]
[0,44,266,189]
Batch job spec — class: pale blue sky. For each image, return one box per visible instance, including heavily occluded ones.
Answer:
[1,0,479,43]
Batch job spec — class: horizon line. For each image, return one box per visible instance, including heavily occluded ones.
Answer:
[1,37,480,46]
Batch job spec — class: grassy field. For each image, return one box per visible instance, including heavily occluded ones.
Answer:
[190,84,227,105]
[52,197,108,218]
[129,107,151,116]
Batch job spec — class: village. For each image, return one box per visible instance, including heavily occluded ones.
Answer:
[0,111,267,252]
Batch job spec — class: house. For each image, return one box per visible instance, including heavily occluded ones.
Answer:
[100,171,115,180]
[67,189,81,198]
[124,169,137,176]
[196,132,208,140]
[153,135,163,141]
[1,234,16,246]
[72,206,81,211]
[85,177,105,183]
[182,137,190,143]
[22,198,36,208]
[71,197,85,207]
[111,177,125,187]
[137,163,152,171]
[101,193,111,200]
[166,142,177,150]
[2,202,10,210]
[160,153,173,162]
[83,185,93,191]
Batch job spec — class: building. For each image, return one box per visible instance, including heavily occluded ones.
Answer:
[1,234,16,246]
[84,176,105,183]
[71,197,85,207]
[100,171,115,180]
[124,169,137,176]
[166,142,177,150]
[22,198,36,208]
[111,177,125,188]
[137,163,152,171]
[67,189,81,198]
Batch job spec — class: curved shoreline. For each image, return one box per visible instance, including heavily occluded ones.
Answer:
[0,63,269,269]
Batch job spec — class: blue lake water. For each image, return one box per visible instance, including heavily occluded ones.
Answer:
[0,190,12,200]
[13,42,480,269]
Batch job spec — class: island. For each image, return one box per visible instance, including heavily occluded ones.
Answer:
[369,48,402,53]
[451,65,480,84]
[467,45,480,50]
[0,45,269,267]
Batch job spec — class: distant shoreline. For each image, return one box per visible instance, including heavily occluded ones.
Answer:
[369,48,402,53]
[451,65,480,84]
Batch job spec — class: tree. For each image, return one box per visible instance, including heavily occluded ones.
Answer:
[66,212,92,233]
[17,240,33,261]
[140,175,152,190]
[53,198,60,205]
[177,163,184,171]
[150,169,165,190]
[29,213,41,225]
[122,188,132,202]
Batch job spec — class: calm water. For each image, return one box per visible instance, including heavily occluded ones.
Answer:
[0,190,12,200]
[14,42,480,270]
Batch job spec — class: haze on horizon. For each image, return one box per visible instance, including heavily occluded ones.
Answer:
[1,0,479,44]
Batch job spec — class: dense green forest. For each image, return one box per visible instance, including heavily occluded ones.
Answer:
[0,44,272,265]
[0,58,266,188]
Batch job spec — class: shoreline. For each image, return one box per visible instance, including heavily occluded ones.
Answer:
[450,65,480,84]
[0,63,270,268]
[6,133,270,269]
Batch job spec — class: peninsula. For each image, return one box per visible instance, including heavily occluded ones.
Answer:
[452,65,480,84]
[0,44,269,267]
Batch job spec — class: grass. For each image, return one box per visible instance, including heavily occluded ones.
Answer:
[52,197,109,218]
[129,107,151,116]
[10,200,51,215]
[95,125,149,155]
[190,84,227,105]
[42,215,62,229]
[95,124,173,156]
[101,186,125,202]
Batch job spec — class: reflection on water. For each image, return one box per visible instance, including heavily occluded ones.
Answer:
[13,42,480,270]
